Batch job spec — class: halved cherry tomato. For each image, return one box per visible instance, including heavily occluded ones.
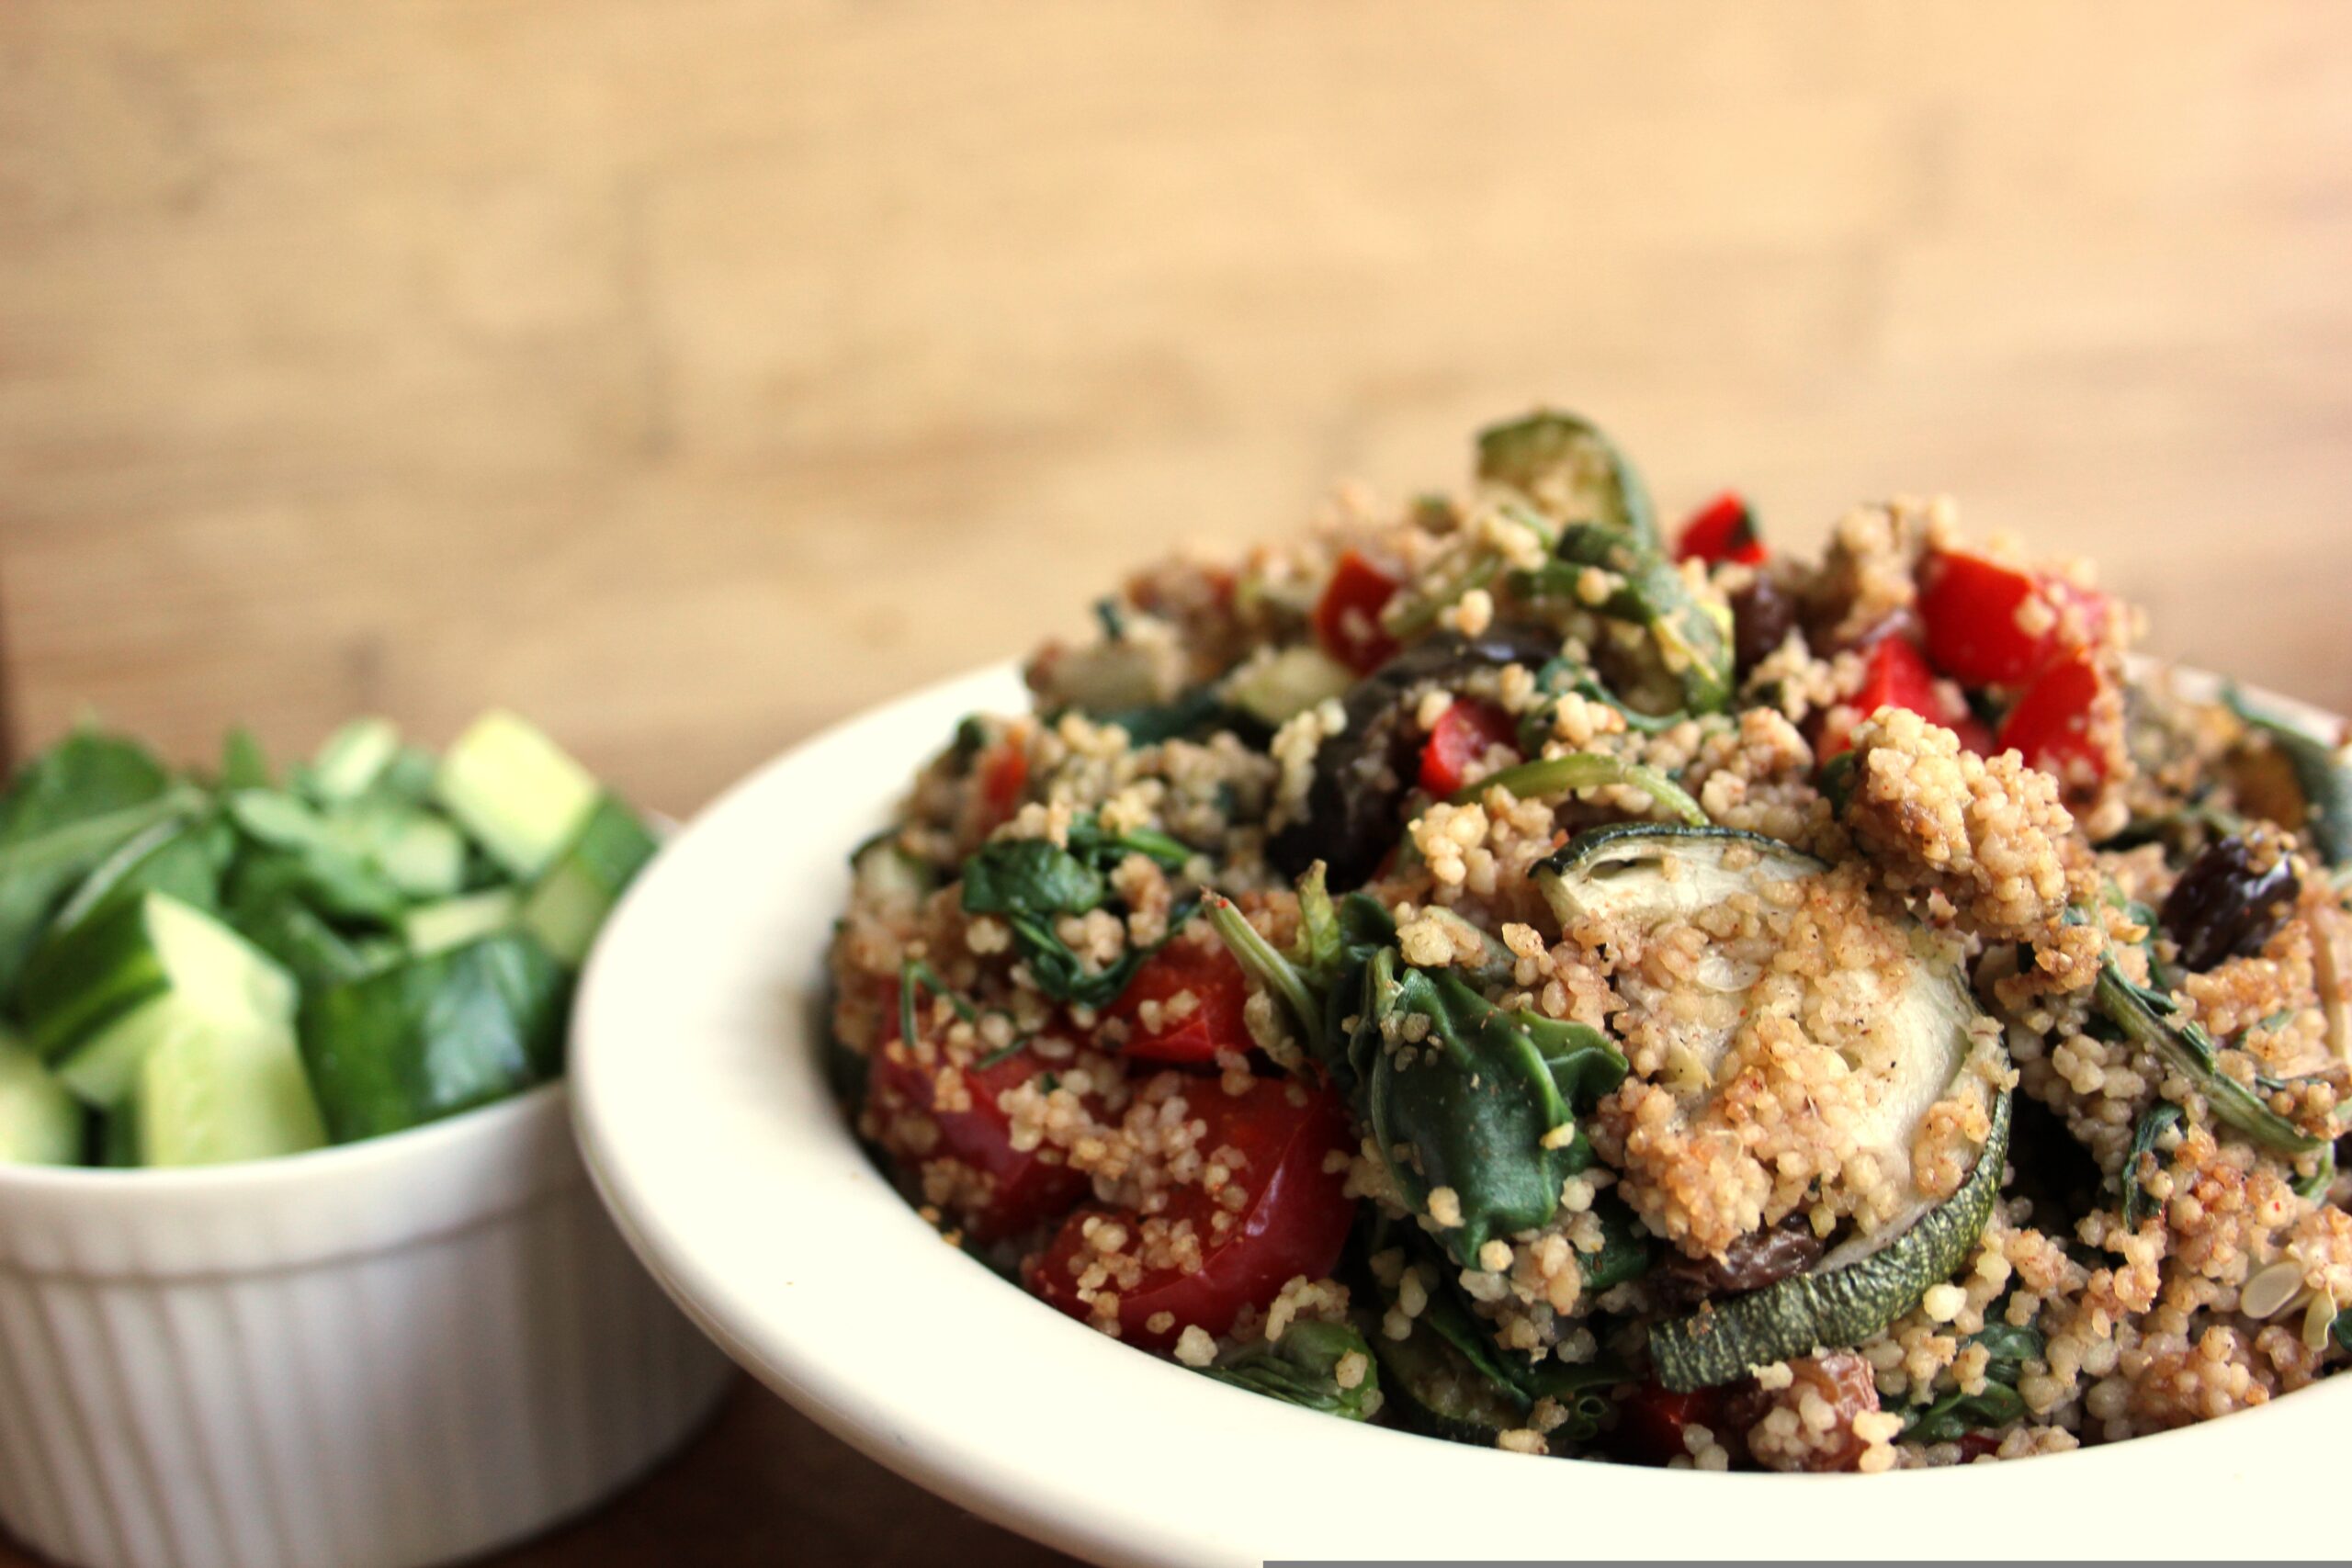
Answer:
[1675,492,1766,568]
[1102,942,1254,1066]
[1312,549,1403,674]
[1417,699,1518,797]
[977,739,1029,830]
[865,1014,1089,1245]
[1997,649,2109,784]
[1030,1077,1354,1349]
[1820,636,1994,760]
[1613,1381,1729,1467]
[1918,548,2110,688]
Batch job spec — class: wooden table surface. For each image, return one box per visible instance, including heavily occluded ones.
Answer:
[4,2,2352,1564]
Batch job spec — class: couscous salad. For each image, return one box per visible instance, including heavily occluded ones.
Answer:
[827,412,2352,1472]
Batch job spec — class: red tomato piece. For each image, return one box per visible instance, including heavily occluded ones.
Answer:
[1102,942,1254,1067]
[1312,549,1403,674]
[1955,1430,2005,1462]
[1613,1381,1729,1468]
[977,740,1029,830]
[865,1016,1089,1245]
[1918,548,2111,689]
[1675,492,1766,568]
[1417,699,1518,797]
[1821,636,1993,761]
[1030,1078,1355,1349]
[1997,649,2110,784]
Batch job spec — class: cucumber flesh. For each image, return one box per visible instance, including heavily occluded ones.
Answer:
[23,893,300,1109]
[0,1032,83,1166]
[130,1012,325,1167]
[435,711,599,879]
[403,888,518,955]
[307,717,401,803]
[520,795,658,965]
[299,933,568,1142]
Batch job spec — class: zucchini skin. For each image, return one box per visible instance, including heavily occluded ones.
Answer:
[1649,1089,2011,1392]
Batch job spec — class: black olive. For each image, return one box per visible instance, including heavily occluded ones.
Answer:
[1266,626,1560,889]
[1647,1216,1825,1313]
[1730,576,1797,678]
[2160,832,2301,973]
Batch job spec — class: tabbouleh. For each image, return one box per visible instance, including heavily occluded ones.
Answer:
[826,411,2352,1472]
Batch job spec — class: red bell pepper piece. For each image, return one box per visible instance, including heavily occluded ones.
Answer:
[1821,636,1993,761]
[1030,1078,1354,1349]
[865,1017,1091,1245]
[1417,699,1518,797]
[1918,548,2110,688]
[1997,649,2109,784]
[1312,549,1403,674]
[1676,492,1766,568]
[1102,942,1255,1066]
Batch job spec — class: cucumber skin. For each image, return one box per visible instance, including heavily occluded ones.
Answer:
[521,796,658,966]
[1650,1090,2012,1392]
[299,933,569,1143]
[19,893,180,1061]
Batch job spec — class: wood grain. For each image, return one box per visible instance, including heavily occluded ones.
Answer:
[2,4,2351,1564]
[4,1,2351,817]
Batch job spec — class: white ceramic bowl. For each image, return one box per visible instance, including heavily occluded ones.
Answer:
[573,661,2348,1566]
[0,1081,735,1568]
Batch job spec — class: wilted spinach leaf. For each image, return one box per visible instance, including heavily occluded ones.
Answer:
[0,730,194,998]
[1360,950,1628,1269]
[958,815,1195,1010]
[1199,1320,1381,1421]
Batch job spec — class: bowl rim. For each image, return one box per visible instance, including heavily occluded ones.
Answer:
[572,656,2352,1568]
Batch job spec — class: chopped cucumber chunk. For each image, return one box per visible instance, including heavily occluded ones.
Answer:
[308,717,401,803]
[435,711,599,879]
[520,795,658,965]
[1221,644,1355,727]
[0,1031,83,1166]
[300,933,568,1142]
[403,887,518,955]
[130,1012,325,1167]
[21,892,300,1109]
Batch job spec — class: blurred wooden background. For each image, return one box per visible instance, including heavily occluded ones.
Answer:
[4,1,2350,814]
[2,3,2350,1564]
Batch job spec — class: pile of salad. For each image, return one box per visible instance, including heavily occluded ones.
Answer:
[0,713,655,1168]
[829,411,2352,1472]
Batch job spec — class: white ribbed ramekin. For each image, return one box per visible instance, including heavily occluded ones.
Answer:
[0,1082,734,1568]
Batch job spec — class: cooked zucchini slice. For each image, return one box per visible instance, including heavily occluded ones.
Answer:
[1475,411,1657,546]
[1650,1090,2010,1391]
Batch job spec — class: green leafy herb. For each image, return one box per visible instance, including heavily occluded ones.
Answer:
[1360,949,1629,1269]
[2094,958,2322,1156]
[0,731,198,999]
[1199,1320,1381,1421]
[1904,1323,2044,1445]
[1577,1192,1656,1291]
[2120,1100,2184,1228]
[958,817,1196,1010]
